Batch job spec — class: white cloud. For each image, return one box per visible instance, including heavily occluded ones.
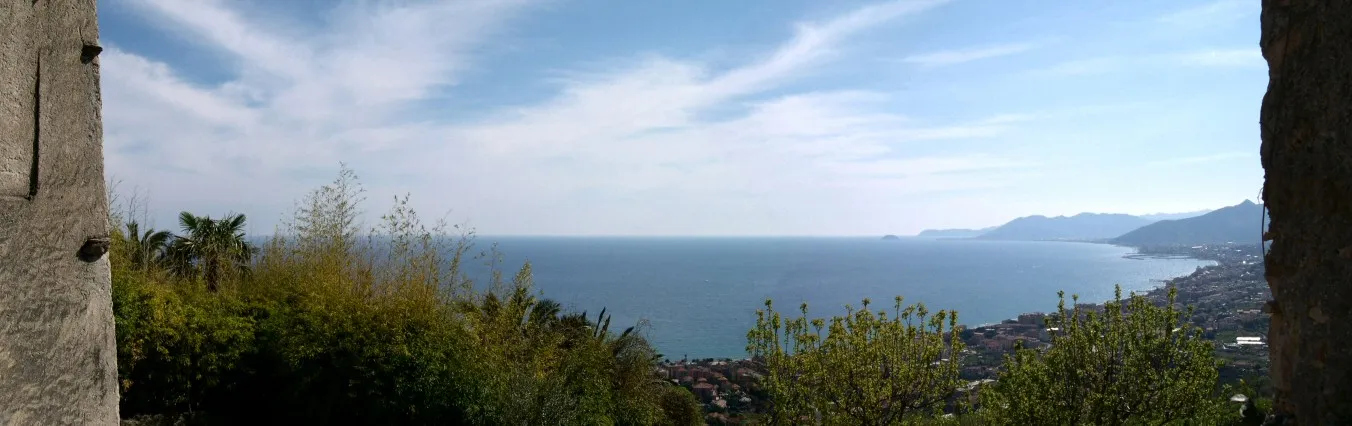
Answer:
[103,0,1043,235]
[902,43,1036,66]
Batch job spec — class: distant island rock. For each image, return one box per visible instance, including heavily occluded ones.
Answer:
[916,227,994,238]
[881,235,901,240]
[1112,200,1267,246]
[977,213,1154,242]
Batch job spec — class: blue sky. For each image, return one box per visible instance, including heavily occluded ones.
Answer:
[99,0,1265,236]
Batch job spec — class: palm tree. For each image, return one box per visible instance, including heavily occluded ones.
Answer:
[123,221,173,273]
[170,211,255,292]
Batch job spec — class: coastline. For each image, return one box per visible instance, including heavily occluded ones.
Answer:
[659,242,1269,420]
[665,242,1256,362]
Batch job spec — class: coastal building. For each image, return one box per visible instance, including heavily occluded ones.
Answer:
[1018,312,1046,325]
[692,382,718,402]
[693,367,712,381]
[717,376,733,392]
[1040,327,1063,341]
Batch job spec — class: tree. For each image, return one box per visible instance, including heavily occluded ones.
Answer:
[747,296,965,425]
[980,286,1223,425]
[657,385,703,426]
[1258,1,1352,423]
[123,221,173,273]
[169,212,255,291]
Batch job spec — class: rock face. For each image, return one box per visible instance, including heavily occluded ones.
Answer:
[0,0,120,424]
[1260,0,1352,423]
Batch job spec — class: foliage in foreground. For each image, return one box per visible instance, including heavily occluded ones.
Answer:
[745,287,1260,425]
[747,297,966,425]
[109,166,697,425]
[980,287,1237,425]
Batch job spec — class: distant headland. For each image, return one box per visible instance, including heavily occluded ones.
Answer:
[909,200,1262,247]
[916,227,993,238]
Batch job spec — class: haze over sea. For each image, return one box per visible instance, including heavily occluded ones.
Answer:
[464,237,1213,359]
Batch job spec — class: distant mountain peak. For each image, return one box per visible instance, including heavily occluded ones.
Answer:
[977,212,1153,242]
[1112,200,1267,246]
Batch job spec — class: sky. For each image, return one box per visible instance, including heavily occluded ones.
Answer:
[99,0,1266,236]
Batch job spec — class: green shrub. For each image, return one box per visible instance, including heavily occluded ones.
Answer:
[979,286,1231,425]
[110,165,677,425]
[746,297,965,424]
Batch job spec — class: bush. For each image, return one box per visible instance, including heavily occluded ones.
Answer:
[746,297,965,424]
[110,166,678,425]
[979,286,1231,425]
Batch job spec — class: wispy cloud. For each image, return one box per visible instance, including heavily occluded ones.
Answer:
[902,43,1036,66]
[1041,48,1262,76]
[101,0,1043,235]
[104,0,541,215]
[1148,151,1254,167]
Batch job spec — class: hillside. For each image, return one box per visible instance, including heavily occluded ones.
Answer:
[1112,200,1267,246]
[916,227,994,238]
[1140,209,1214,221]
[977,213,1154,242]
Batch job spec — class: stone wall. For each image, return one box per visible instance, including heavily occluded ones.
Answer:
[1260,1,1352,423]
[0,0,120,424]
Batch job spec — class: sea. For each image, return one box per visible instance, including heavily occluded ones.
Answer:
[460,236,1215,359]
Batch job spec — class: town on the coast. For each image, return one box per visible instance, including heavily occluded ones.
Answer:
[661,242,1272,424]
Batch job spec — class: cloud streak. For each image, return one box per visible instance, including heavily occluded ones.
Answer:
[902,43,1036,66]
[1041,48,1263,76]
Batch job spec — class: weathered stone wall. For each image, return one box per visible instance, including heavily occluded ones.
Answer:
[0,0,120,424]
[1260,0,1352,424]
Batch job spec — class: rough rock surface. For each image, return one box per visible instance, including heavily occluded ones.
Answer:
[0,0,120,424]
[1260,0,1352,424]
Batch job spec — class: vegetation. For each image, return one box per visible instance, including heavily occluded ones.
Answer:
[109,166,697,425]
[980,287,1237,425]
[165,211,255,291]
[743,288,1261,425]
[747,297,965,424]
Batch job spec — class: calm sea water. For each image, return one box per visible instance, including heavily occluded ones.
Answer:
[463,237,1214,359]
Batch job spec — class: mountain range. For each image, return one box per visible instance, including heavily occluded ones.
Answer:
[911,201,1264,247]
[975,213,1153,242]
[1112,200,1267,246]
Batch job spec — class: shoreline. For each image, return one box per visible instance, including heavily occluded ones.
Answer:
[660,243,1269,419]
[662,242,1255,363]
